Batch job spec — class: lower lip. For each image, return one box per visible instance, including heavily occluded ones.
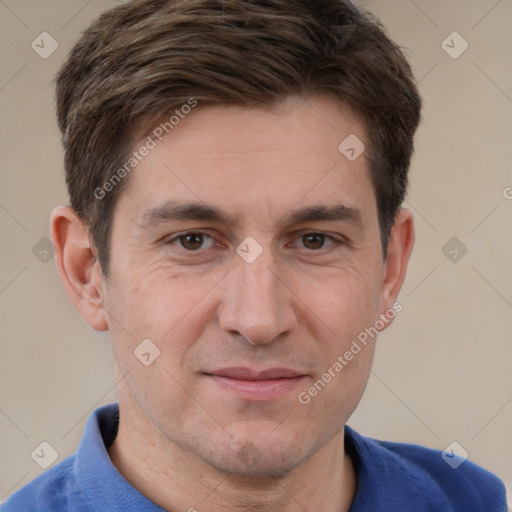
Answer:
[207,375,306,401]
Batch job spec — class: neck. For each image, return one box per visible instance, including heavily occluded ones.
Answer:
[108,402,357,512]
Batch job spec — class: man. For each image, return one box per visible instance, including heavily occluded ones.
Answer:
[2,0,507,510]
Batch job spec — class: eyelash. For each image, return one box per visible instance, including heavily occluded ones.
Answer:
[165,231,344,253]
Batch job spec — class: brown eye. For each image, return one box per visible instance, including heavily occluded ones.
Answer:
[302,233,327,250]
[291,232,342,251]
[178,233,206,251]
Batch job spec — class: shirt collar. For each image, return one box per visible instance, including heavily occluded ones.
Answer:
[74,402,166,512]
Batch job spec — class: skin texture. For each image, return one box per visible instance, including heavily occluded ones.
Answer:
[50,94,414,512]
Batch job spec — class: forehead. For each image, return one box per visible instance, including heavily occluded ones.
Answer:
[117,94,376,228]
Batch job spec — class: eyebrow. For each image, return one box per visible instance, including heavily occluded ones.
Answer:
[136,200,364,231]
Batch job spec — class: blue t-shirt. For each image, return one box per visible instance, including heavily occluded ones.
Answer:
[1,403,507,511]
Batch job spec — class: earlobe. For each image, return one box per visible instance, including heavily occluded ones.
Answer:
[50,205,108,332]
[378,207,415,325]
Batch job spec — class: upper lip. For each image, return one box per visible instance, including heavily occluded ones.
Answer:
[205,367,304,380]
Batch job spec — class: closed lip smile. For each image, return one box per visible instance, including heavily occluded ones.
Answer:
[203,367,307,401]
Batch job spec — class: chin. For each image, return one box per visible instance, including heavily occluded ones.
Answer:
[211,451,306,479]
[191,431,315,479]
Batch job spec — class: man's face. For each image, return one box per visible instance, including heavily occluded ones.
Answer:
[102,94,391,476]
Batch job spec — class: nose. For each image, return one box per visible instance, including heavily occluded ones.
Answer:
[217,247,297,346]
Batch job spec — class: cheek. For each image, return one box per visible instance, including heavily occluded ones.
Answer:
[304,260,382,338]
[104,264,222,379]
[106,260,201,331]
[107,273,206,422]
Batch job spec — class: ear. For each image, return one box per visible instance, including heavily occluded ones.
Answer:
[378,207,415,326]
[50,205,108,331]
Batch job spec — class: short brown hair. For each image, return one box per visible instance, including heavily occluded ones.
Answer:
[54,0,421,276]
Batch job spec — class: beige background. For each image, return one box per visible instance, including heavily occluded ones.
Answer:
[1,0,511,504]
